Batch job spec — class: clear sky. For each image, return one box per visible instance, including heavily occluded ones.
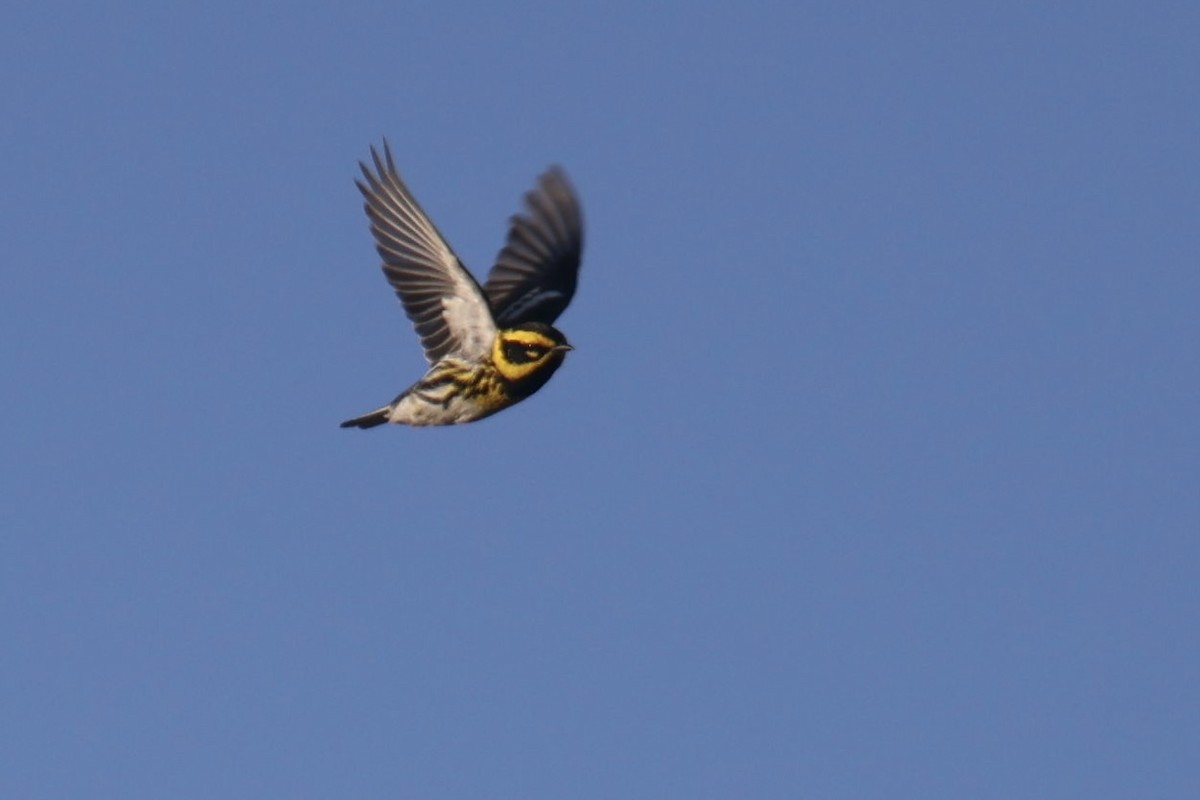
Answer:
[3,2,1197,798]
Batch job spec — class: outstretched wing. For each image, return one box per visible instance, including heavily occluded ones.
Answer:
[484,167,583,327]
[357,141,497,363]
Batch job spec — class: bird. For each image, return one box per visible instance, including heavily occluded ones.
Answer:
[340,141,583,428]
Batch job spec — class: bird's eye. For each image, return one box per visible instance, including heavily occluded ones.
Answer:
[502,340,548,364]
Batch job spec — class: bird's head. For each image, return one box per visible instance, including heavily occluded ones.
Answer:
[491,322,573,387]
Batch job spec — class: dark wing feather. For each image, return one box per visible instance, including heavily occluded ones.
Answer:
[357,141,496,363]
[484,167,583,327]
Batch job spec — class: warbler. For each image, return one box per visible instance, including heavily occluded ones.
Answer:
[341,142,583,428]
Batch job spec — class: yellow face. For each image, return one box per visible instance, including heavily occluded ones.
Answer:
[491,327,570,384]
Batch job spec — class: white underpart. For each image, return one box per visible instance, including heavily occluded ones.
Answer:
[387,386,487,425]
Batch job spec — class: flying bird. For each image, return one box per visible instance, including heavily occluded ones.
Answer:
[341,142,583,428]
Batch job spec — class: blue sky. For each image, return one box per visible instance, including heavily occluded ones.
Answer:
[3,2,1198,797]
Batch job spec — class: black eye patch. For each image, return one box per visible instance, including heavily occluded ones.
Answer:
[503,341,547,364]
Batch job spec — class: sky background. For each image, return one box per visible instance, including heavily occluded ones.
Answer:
[3,2,1198,798]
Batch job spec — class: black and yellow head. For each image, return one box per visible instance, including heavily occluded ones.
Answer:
[491,321,572,393]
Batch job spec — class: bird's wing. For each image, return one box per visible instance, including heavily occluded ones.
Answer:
[357,142,497,363]
[484,166,583,327]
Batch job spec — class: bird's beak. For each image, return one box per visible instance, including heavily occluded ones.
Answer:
[555,343,574,352]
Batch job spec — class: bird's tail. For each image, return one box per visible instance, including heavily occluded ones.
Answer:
[339,406,391,429]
